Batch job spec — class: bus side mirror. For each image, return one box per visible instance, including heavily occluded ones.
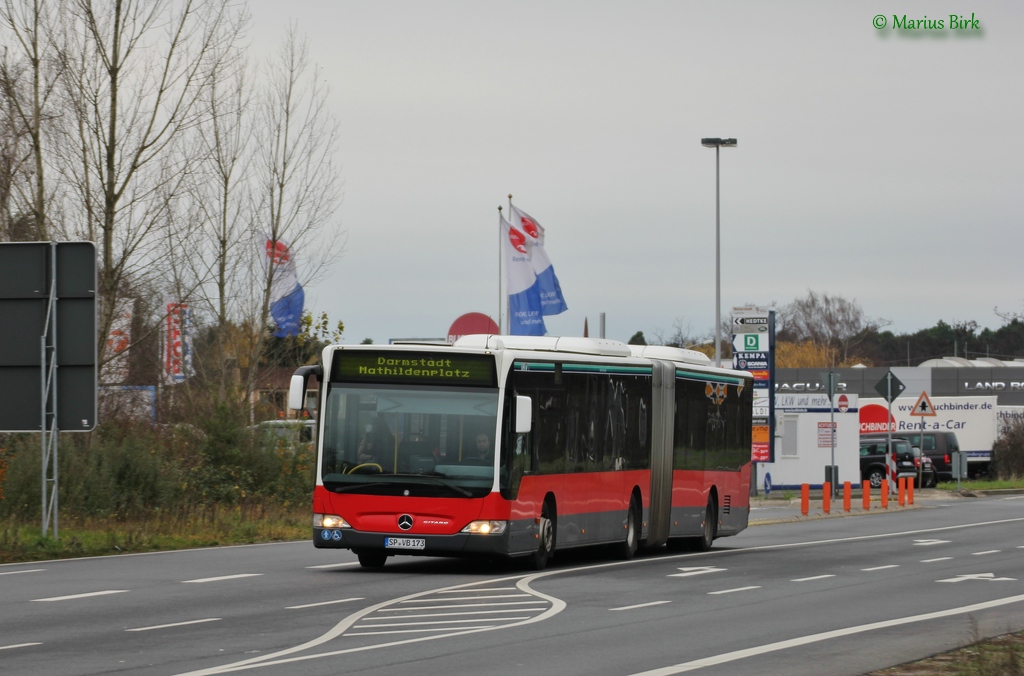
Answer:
[288,365,323,411]
[515,396,532,434]
[288,375,306,410]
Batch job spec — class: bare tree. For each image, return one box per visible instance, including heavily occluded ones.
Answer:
[243,27,344,401]
[778,290,889,366]
[55,0,247,369]
[0,0,64,241]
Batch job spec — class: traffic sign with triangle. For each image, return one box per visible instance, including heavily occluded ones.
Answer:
[910,391,937,417]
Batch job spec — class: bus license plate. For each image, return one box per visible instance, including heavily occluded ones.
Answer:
[385,537,425,550]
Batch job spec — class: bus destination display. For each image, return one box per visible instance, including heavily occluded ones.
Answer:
[331,350,497,387]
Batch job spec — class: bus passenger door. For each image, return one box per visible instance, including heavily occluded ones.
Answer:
[647,360,675,547]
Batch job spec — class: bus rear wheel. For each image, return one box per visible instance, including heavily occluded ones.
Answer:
[615,496,639,560]
[356,551,388,569]
[691,499,716,552]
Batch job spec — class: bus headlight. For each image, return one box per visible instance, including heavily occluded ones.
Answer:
[461,520,507,535]
[314,513,350,529]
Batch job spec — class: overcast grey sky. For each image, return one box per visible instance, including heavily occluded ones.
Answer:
[247,1,1024,345]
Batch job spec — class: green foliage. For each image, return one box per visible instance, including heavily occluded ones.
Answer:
[0,409,315,525]
[993,418,1024,480]
[627,331,647,345]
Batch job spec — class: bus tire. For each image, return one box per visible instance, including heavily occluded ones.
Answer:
[616,496,639,560]
[356,551,388,569]
[691,498,716,552]
[527,503,556,570]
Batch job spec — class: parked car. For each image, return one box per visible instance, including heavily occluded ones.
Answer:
[899,431,960,482]
[255,419,316,451]
[859,435,935,489]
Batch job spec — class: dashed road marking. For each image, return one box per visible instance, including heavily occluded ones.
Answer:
[921,557,953,563]
[127,618,221,632]
[0,643,42,651]
[182,574,263,584]
[31,590,128,602]
[610,601,672,611]
[0,569,45,576]
[861,565,899,571]
[287,598,363,609]
[791,575,835,582]
[971,550,1000,556]
[708,586,760,595]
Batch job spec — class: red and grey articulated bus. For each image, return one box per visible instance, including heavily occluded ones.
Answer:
[289,335,753,569]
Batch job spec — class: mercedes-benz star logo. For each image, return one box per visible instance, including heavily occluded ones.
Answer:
[398,514,414,531]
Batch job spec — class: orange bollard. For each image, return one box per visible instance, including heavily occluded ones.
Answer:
[862,480,871,511]
[801,484,809,516]
[881,482,889,509]
[908,477,915,504]
[898,477,906,506]
[843,481,851,512]
[822,482,831,514]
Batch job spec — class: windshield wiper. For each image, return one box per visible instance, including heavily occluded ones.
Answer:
[419,475,474,497]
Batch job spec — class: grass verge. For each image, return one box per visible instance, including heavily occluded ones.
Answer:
[935,478,1024,492]
[0,505,309,564]
[867,626,1024,675]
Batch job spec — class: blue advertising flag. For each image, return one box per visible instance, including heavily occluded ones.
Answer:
[510,205,567,316]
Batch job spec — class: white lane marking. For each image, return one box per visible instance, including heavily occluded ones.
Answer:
[972,550,1001,556]
[182,574,263,584]
[669,566,727,578]
[345,626,499,637]
[610,601,672,611]
[708,586,760,595]
[937,573,1016,583]
[286,598,363,610]
[913,539,950,546]
[354,617,528,629]
[379,601,546,612]
[437,587,516,593]
[1002,496,1024,500]
[174,516,1024,675]
[31,590,128,602]
[0,643,42,651]
[399,594,529,602]
[364,608,541,619]
[628,593,1024,675]
[861,565,899,571]
[0,569,45,576]
[305,562,359,569]
[790,575,835,582]
[127,618,221,632]
[921,557,953,563]
[175,574,564,675]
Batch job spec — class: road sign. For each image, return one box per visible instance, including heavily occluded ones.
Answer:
[819,371,838,398]
[910,391,937,417]
[0,242,97,431]
[873,372,906,403]
[837,394,849,413]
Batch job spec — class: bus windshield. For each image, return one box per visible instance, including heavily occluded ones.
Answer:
[320,384,499,497]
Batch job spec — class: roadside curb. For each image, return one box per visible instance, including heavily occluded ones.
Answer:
[750,502,923,526]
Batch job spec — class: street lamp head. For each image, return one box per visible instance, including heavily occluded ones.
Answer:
[701,137,737,148]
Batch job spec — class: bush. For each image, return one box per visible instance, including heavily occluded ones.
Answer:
[0,408,315,524]
[993,418,1024,480]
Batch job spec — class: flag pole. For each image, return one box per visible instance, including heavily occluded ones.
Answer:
[507,194,514,335]
[497,204,501,333]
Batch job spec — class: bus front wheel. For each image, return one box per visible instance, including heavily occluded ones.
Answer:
[528,504,555,570]
[356,551,388,568]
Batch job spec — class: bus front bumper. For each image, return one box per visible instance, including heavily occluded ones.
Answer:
[313,527,512,557]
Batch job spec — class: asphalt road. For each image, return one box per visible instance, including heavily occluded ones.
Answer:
[1,494,1022,675]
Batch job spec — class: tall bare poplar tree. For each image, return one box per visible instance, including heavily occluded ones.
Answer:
[0,0,62,240]
[57,0,246,366]
[244,27,344,399]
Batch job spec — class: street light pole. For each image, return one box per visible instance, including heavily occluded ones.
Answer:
[701,137,737,368]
